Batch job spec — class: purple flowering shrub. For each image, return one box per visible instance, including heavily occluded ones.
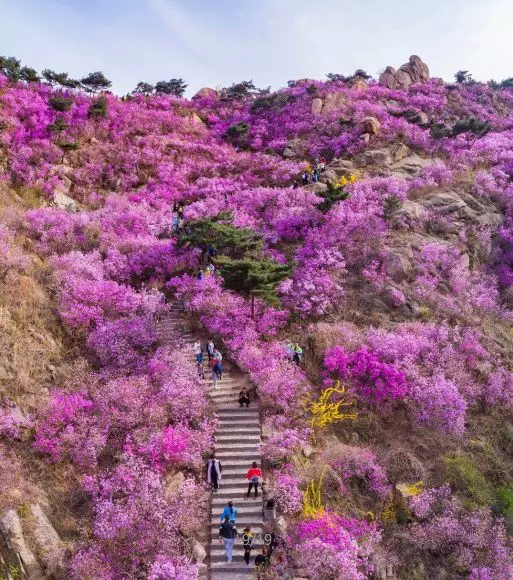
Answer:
[291,512,381,579]
[409,486,513,579]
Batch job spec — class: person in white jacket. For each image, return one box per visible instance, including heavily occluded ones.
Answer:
[207,453,222,491]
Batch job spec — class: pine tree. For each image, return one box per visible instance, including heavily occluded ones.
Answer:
[132,82,154,95]
[154,79,187,97]
[80,71,112,94]
[215,256,291,317]
[179,213,263,258]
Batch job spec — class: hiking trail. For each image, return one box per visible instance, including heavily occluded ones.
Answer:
[157,302,264,580]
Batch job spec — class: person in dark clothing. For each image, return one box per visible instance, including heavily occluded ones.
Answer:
[312,169,319,183]
[238,387,250,408]
[219,516,237,563]
[292,180,300,189]
[255,546,270,568]
[266,531,278,559]
[207,245,216,263]
[242,526,254,565]
[302,171,310,185]
[207,453,222,491]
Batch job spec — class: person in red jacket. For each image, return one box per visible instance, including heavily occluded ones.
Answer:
[246,461,262,498]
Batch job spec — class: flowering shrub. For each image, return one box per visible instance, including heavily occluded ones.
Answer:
[292,512,381,579]
[409,486,513,578]
[72,458,201,579]
[325,444,390,498]
[272,468,303,514]
[325,346,409,404]
[4,66,513,578]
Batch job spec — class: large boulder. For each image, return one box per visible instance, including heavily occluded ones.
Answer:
[400,55,430,84]
[329,158,355,177]
[192,541,207,563]
[382,246,414,282]
[1,510,43,579]
[362,116,381,135]
[192,87,218,100]
[348,76,368,91]
[30,504,66,577]
[283,138,303,158]
[322,92,347,114]
[388,153,434,178]
[354,148,393,168]
[311,97,323,115]
[379,56,429,90]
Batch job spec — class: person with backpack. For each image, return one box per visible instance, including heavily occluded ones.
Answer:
[207,453,222,492]
[219,516,237,563]
[220,501,238,523]
[242,526,254,565]
[246,462,262,498]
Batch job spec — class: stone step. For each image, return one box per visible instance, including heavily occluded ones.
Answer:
[216,428,261,437]
[215,439,261,448]
[210,503,262,514]
[211,496,262,507]
[218,419,260,426]
[217,458,263,467]
[214,451,261,459]
[212,488,263,500]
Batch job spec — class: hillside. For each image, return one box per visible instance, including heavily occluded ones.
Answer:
[1,55,513,578]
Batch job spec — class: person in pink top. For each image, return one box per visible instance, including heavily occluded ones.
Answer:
[246,461,262,498]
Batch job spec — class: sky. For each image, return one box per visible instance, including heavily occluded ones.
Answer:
[2,0,513,96]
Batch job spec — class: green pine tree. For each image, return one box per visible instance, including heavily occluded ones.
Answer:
[179,213,263,258]
[215,256,291,318]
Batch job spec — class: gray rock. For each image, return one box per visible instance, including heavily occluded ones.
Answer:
[193,87,218,100]
[362,116,381,135]
[275,516,288,535]
[383,247,413,282]
[192,541,207,563]
[283,138,302,159]
[394,200,428,223]
[1,510,43,579]
[311,98,323,116]
[389,153,433,178]
[379,55,430,90]
[354,148,393,168]
[30,504,65,577]
[322,92,347,114]
[328,159,355,177]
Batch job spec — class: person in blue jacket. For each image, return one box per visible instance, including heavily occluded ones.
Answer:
[220,500,238,523]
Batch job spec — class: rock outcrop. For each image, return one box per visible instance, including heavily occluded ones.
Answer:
[1,510,43,579]
[192,87,218,100]
[379,55,430,90]
[30,504,66,577]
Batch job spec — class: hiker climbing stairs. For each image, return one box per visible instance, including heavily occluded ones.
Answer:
[156,303,264,580]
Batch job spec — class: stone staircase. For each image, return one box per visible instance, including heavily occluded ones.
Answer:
[156,303,263,580]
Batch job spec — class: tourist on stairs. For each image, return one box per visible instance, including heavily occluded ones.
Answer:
[219,516,237,564]
[246,462,262,498]
[238,386,250,407]
[220,500,238,523]
[207,453,222,492]
[242,526,254,565]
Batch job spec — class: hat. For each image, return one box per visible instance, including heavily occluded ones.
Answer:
[228,501,233,506]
